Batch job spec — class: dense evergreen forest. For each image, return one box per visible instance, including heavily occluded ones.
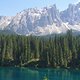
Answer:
[0,30,80,69]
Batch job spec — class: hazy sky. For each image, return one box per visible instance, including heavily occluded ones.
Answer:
[0,0,80,16]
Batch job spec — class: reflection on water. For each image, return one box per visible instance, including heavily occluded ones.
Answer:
[0,67,80,80]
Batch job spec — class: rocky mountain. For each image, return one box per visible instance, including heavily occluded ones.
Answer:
[60,2,80,25]
[0,16,12,30]
[0,3,80,35]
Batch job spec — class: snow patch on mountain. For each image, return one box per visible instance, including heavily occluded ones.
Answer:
[0,16,13,30]
[0,3,80,35]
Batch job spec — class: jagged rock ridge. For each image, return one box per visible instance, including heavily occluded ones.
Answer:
[0,3,80,35]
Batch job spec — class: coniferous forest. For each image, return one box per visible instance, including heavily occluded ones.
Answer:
[0,30,80,69]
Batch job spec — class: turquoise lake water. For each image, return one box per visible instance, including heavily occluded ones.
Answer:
[0,67,80,80]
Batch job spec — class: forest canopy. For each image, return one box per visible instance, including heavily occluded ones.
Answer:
[0,30,80,68]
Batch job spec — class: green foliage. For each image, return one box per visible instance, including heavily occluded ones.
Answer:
[0,30,80,68]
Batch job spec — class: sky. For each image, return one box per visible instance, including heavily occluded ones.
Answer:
[0,0,80,16]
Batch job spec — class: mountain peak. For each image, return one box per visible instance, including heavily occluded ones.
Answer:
[1,3,80,35]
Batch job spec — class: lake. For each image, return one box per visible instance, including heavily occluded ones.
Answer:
[0,67,80,80]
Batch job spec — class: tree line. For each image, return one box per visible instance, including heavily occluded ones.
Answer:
[0,30,80,68]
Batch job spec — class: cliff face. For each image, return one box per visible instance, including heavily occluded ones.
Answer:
[1,3,80,35]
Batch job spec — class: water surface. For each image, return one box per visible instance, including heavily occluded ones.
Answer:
[0,67,80,80]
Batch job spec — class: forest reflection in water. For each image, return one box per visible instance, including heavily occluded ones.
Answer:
[0,67,80,80]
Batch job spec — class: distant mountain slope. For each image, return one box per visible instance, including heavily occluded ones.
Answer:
[0,3,80,35]
[0,16,13,30]
[0,30,16,35]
